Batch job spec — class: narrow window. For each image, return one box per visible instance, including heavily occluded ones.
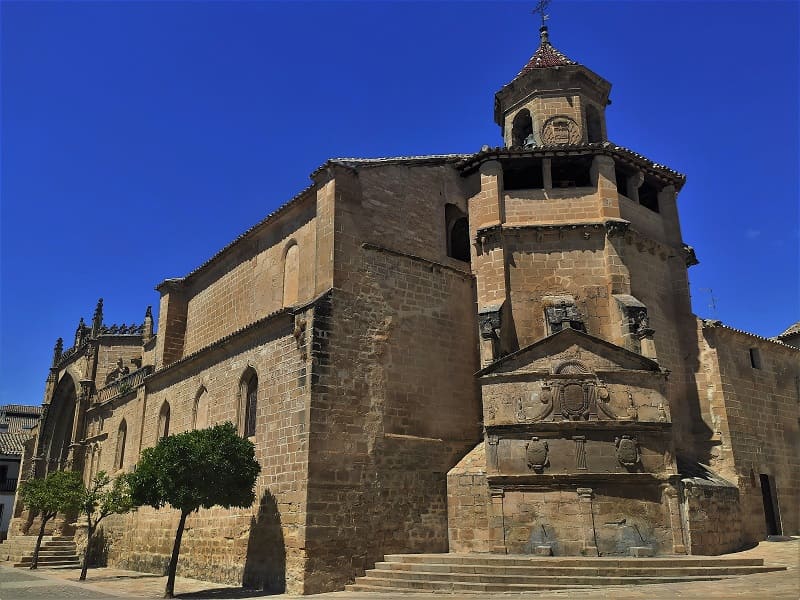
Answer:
[586,104,603,143]
[445,204,470,262]
[283,243,300,306]
[193,387,209,430]
[511,109,534,147]
[749,348,762,369]
[239,368,258,438]
[115,420,127,470]
[158,401,171,439]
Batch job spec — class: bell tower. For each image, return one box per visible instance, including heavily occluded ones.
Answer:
[495,24,611,147]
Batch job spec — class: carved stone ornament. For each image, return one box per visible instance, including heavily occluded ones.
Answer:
[605,220,630,238]
[479,309,501,340]
[556,381,597,421]
[526,437,550,473]
[516,388,553,423]
[541,115,581,145]
[615,435,640,467]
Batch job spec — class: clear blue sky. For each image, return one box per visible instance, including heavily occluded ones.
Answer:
[1,1,798,406]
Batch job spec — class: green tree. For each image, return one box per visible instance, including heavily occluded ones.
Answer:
[78,471,134,581]
[127,422,261,599]
[18,470,84,569]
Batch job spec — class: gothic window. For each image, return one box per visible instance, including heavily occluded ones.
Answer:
[158,400,171,439]
[283,242,299,306]
[586,104,603,143]
[445,204,470,262]
[511,109,534,147]
[749,348,762,370]
[115,420,127,470]
[239,368,258,438]
[193,387,209,430]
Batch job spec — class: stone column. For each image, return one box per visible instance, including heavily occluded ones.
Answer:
[592,155,619,219]
[663,485,687,554]
[489,488,507,554]
[577,488,599,556]
[542,158,553,190]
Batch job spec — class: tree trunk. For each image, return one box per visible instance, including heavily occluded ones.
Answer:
[30,514,50,570]
[79,523,94,581]
[164,510,188,599]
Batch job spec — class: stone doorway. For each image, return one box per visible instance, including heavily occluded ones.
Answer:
[759,474,782,536]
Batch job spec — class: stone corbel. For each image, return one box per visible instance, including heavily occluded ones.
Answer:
[682,244,699,267]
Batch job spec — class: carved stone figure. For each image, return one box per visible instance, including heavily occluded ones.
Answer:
[615,435,640,467]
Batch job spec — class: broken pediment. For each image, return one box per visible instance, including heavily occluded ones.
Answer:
[477,328,661,378]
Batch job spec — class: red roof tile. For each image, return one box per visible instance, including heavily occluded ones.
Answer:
[516,27,577,77]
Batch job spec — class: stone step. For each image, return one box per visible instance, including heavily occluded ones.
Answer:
[345,582,594,593]
[348,575,742,592]
[375,561,782,577]
[382,553,766,568]
[365,569,746,586]
[17,554,80,564]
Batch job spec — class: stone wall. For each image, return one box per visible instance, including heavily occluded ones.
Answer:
[682,478,742,555]
[90,305,313,594]
[694,322,800,543]
[301,163,482,593]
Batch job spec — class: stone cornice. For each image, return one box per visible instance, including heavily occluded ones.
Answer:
[361,243,472,279]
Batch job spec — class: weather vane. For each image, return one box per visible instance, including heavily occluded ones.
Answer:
[532,0,551,28]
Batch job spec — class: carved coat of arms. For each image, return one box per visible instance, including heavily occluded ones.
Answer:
[526,437,549,473]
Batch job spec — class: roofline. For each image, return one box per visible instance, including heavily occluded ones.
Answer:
[155,183,316,291]
[700,318,800,351]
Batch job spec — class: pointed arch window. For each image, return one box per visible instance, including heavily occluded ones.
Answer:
[158,400,171,439]
[445,204,470,262]
[115,420,127,470]
[239,368,258,438]
[193,387,209,430]
[283,242,299,306]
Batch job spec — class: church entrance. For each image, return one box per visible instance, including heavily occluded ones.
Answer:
[759,474,782,536]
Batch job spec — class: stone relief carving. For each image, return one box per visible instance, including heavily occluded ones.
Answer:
[515,388,553,423]
[526,437,549,473]
[541,115,581,145]
[615,435,640,467]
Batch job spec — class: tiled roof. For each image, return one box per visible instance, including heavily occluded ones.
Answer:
[516,27,577,78]
[0,404,42,434]
[0,432,32,456]
[701,319,799,350]
[777,321,800,340]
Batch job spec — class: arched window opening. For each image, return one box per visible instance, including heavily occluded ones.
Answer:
[193,387,209,430]
[511,109,534,147]
[158,401,171,439]
[638,181,660,212]
[586,104,603,143]
[115,420,127,470]
[445,204,470,262]
[239,368,258,438]
[283,243,300,306]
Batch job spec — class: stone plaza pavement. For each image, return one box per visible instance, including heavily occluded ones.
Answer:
[1,539,797,600]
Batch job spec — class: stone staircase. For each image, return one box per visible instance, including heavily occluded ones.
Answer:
[346,553,786,592]
[0,535,81,568]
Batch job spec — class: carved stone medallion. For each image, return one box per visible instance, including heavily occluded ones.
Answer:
[526,437,550,473]
[541,116,581,145]
[615,435,640,467]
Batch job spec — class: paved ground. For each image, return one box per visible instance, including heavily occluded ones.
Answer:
[1,538,797,599]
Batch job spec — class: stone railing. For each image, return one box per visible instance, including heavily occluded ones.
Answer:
[96,366,153,403]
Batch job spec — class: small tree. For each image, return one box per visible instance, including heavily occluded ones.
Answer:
[18,470,84,569]
[78,471,134,581]
[128,422,260,598]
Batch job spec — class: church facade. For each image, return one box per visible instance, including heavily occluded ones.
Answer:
[6,23,799,595]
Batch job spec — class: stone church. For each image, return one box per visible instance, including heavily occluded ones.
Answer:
[5,20,798,595]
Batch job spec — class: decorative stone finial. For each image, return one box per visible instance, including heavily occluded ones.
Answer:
[91,298,104,337]
[52,338,63,367]
[74,317,86,347]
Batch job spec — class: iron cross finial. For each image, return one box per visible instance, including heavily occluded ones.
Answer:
[532,0,551,28]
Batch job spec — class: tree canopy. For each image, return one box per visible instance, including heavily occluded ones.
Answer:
[18,469,84,569]
[127,422,261,598]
